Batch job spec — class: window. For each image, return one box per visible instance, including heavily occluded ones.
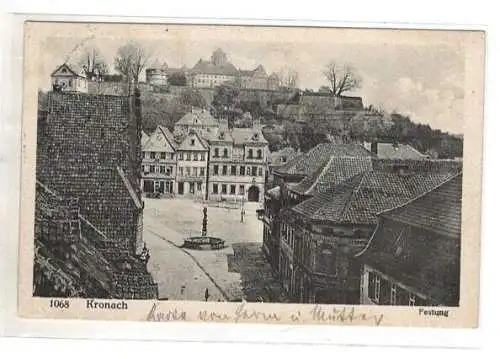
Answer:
[150,152,156,159]
[223,148,228,158]
[240,166,245,175]
[160,152,166,159]
[193,153,198,161]
[197,182,202,191]
[248,149,253,158]
[214,148,219,158]
[142,151,146,159]
[374,276,381,303]
[141,165,145,172]
[213,184,219,194]
[186,167,191,176]
[222,165,228,175]
[246,167,251,175]
[258,167,263,176]
[221,184,227,194]
[159,165,166,173]
[192,167,197,176]
[230,185,236,194]
[179,167,183,176]
[390,284,397,305]
[252,166,257,176]
[189,182,195,194]
[166,167,172,176]
[171,153,175,160]
[178,152,184,160]
[239,185,245,195]
[200,167,205,176]
[257,149,262,159]
[190,139,195,146]
[231,166,236,175]
[186,152,191,161]
[200,153,205,161]
[150,165,156,173]
[213,165,219,175]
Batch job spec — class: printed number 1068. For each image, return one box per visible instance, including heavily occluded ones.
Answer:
[50,299,70,309]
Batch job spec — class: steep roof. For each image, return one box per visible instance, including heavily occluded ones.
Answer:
[176,129,209,151]
[176,108,218,127]
[192,60,239,76]
[375,143,427,159]
[292,160,462,225]
[143,126,176,152]
[275,143,375,177]
[379,173,463,237]
[290,156,374,195]
[51,63,86,78]
[268,147,298,167]
[205,128,268,145]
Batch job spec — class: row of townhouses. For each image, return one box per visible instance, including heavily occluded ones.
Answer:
[141,107,269,202]
[259,142,462,306]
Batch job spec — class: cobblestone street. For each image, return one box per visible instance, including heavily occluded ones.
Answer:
[143,198,287,302]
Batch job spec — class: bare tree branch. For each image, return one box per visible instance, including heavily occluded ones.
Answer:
[323,61,362,96]
[78,46,108,80]
[114,41,151,93]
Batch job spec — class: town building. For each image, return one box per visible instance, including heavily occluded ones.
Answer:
[205,127,269,203]
[50,63,88,93]
[282,158,462,304]
[260,143,376,282]
[141,126,177,196]
[145,61,168,86]
[35,89,158,299]
[266,147,299,189]
[175,129,209,198]
[357,173,462,307]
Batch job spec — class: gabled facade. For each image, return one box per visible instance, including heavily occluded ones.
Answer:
[175,129,209,198]
[141,126,177,196]
[51,63,88,93]
[206,128,269,203]
[174,107,219,138]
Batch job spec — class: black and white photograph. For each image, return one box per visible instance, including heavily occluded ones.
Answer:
[16,20,484,327]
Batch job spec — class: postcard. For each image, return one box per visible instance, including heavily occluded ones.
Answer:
[17,20,484,328]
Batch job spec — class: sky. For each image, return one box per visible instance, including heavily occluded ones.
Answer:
[35,23,465,134]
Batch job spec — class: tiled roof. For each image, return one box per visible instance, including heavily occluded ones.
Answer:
[36,92,142,244]
[51,63,85,78]
[292,160,462,225]
[268,147,298,167]
[380,173,463,237]
[375,143,427,159]
[158,125,176,147]
[275,143,375,177]
[290,156,373,195]
[176,108,218,127]
[192,60,239,76]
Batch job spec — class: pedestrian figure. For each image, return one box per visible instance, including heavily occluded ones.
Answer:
[240,208,245,223]
[205,288,210,302]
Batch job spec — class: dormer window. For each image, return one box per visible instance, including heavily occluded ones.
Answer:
[191,139,195,146]
[218,132,225,140]
[393,164,410,176]
[257,149,262,159]
[223,148,228,158]
[248,149,254,158]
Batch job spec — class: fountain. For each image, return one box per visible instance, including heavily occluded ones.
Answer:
[183,207,225,250]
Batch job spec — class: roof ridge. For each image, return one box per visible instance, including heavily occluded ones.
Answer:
[157,125,176,150]
[377,172,462,217]
[305,156,335,195]
[339,172,368,223]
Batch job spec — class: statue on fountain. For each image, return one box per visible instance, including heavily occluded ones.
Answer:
[202,206,208,237]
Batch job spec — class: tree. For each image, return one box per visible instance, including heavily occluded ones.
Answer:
[167,72,187,86]
[114,41,150,93]
[323,61,362,96]
[179,88,207,108]
[78,46,108,80]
